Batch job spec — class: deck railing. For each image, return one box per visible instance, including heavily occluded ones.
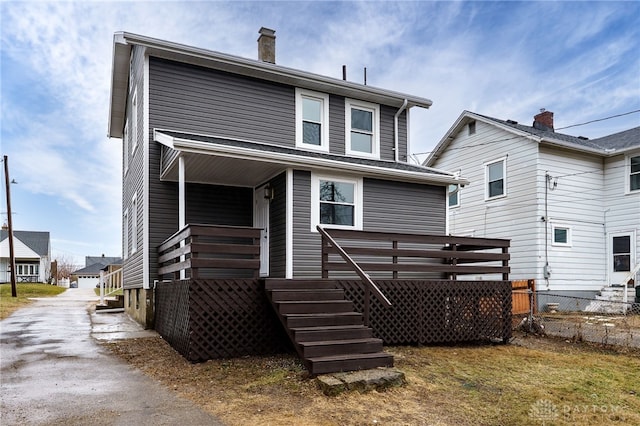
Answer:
[98,267,123,306]
[320,229,510,281]
[158,224,261,279]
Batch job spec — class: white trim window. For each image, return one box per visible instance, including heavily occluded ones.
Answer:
[123,208,129,260]
[628,154,640,193]
[448,184,460,208]
[485,157,507,200]
[131,88,138,155]
[295,89,329,152]
[131,193,138,254]
[311,174,363,231]
[123,121,129,173]
[551,223,572,247]
[345,99,380,158]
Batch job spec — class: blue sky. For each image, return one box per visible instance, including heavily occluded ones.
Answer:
[1,1,639,267]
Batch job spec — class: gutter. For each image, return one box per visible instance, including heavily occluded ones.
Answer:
[394,99,408,162]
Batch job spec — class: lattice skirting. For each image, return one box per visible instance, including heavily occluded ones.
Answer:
[336,280,512,345]
[155,279,290,362]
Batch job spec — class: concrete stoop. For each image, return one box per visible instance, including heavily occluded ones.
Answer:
[316,368,406,396]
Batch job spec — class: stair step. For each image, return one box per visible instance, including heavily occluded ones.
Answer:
[268,289,345,302]
[307,352,394,375]
[285,312,363,328]
[265,279,338,290]
[277,300,353,314]
[300,338,383,358]
[291,325,373,342]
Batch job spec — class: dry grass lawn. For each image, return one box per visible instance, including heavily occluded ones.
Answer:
[104,333,640,426]
[0,283,66,320]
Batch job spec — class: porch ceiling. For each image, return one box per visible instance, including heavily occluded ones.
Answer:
[163,152,285,187]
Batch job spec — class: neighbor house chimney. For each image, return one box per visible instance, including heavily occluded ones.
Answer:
[533,109,554,131]
[257,27,276,64]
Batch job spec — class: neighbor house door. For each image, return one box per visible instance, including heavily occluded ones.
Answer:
[609,232,634,285]
[254,186,270,277]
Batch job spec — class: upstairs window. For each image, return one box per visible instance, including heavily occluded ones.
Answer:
[131,88,138,155]
[311,174,362,231]
[296,89,329,151]
[468,120,476,135]
[131,193,138,254]
[629,155,640,192]
[123,121,129,173]
[485,157,506,199]
[346,99,379,158]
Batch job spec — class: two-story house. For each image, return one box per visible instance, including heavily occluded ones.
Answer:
[107,30,519,373]
[425,110,640,309]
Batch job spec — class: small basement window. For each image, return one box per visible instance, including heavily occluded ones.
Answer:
[552,224,571,246]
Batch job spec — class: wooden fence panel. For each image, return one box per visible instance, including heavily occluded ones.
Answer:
[512,279,535,315]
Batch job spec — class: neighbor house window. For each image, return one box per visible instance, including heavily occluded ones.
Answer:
[629,155,640,192]
[296,89,329,151]
[485,157,506,199]
[311,174,362,231]
[131,193,137,254]
[131,88,138,154]
[448,184,460,207]
[552,224,571,246]
[345,99,379,158]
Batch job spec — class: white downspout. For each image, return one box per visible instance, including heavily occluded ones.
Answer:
[394,99,408,162]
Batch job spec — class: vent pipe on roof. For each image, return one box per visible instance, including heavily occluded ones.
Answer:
[257,27,276,64]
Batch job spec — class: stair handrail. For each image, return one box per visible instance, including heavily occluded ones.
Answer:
[317,226,391,325]
[621,260,640,313]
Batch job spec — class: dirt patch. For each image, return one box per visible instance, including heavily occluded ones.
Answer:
[102,333,640,425]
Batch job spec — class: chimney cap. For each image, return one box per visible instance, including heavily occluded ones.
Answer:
[258,27,275,37]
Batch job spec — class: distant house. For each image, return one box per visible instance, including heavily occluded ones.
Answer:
[72,256,122,289]
[424,110,640,300]
[0,229,51,283]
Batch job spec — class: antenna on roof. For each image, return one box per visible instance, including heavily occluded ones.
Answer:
[364,67,367,85]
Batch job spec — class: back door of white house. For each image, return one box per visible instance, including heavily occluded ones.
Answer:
[609,231,635,285]
[254,186,270,277]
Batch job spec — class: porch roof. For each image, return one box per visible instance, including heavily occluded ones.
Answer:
[154,129,467,187]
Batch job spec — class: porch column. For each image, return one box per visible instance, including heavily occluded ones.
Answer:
[179,155,186,280]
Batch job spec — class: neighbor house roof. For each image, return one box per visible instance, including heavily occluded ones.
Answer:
[74,256,122,276]
[108,32,433,139]
[424,110,640,166]
[0,230,50,256]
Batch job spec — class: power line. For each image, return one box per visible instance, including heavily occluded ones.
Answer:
[555,109,640,131]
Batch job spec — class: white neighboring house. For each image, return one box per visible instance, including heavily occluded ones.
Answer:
[72,256,122,289]
[0,229,51,283]
[424,110,640,301]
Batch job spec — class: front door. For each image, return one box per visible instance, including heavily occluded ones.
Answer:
[254,185,270,277]
[609,232,634,285]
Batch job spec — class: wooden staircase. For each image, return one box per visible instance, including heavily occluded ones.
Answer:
[265,279,393,375]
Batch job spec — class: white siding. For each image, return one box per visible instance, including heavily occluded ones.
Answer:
[604,152,640,284]
[538,145,606,291]
[433,120,542,282]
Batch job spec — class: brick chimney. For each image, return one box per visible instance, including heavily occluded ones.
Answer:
[257,27,276,64]
[533,109,554,131]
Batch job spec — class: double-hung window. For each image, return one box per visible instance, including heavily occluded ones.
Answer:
[131,88,138,155]
[629,155,640,192]
[131,193,137,254]
[296,89,329,151]
[345,99,379,158]
[311,174,362,231]
[123,121,129,173]
[485,157,506,199]
[123,208,129,260]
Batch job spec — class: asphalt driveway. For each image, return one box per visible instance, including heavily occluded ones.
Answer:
[0,288,223,425]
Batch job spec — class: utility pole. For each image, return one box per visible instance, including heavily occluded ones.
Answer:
[3,155,17,297]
